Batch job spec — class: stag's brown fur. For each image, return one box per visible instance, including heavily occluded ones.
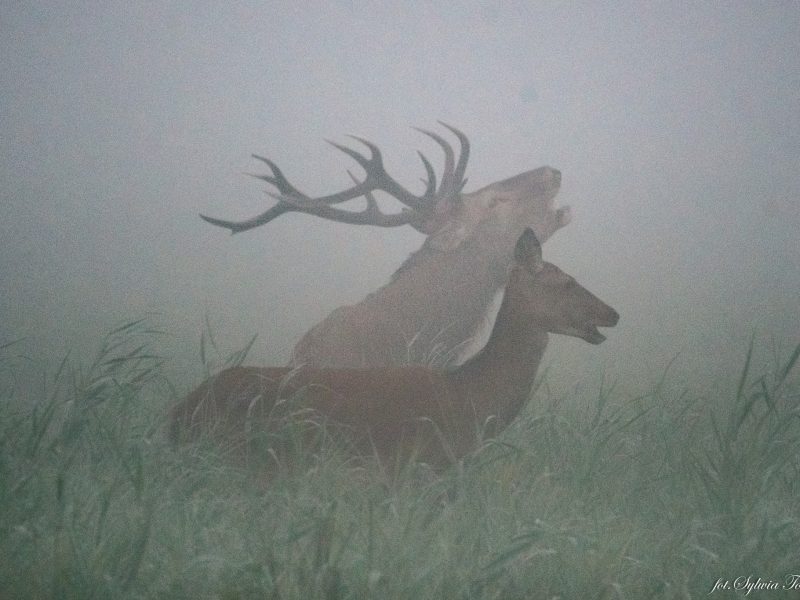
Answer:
[293,166,570,367]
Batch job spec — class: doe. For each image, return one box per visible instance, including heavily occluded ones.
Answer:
[170,229,618,469]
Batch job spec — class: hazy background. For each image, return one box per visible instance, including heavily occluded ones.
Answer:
[2,2,798,397]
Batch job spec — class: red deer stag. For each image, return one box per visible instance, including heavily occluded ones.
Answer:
[170,229,618,469]
[201,124,572,367]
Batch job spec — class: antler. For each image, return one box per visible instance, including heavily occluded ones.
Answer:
[200,122,470,234]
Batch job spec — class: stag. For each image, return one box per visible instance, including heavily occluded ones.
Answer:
[170,229,618,470]
[202,124,572,367]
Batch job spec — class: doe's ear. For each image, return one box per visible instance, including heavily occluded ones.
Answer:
[513,228,543,270]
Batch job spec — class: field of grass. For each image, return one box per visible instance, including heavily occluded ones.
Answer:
[1,320,799,599]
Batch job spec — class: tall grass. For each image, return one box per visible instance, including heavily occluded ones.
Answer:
[1,321,798,599]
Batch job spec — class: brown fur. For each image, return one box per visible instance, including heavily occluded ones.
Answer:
[293,167,571,367]
[171,229,618,471]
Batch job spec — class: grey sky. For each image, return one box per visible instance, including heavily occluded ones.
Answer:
[2,2,798,393]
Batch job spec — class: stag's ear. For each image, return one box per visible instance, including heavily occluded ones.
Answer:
[514,228,543,271]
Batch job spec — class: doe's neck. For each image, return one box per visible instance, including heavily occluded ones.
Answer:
[449,283,549,427]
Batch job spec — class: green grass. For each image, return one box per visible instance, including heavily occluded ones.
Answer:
[1,321,799,599]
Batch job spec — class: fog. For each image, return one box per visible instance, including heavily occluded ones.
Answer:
[2,2,798,396]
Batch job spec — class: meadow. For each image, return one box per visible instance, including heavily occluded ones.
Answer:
[1,319,798,599]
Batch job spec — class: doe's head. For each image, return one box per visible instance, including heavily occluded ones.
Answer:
[511,228,619,344]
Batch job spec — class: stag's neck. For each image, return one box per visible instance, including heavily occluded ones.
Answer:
[448,285,548,428]
[374,219,517,361]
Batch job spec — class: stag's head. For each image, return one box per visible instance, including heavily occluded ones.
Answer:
[471,166,565,224]
[509,229,619,344]
[426,164,569,252]
[199,123,571,247]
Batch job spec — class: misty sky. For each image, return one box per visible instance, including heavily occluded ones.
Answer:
[2,2,798,394]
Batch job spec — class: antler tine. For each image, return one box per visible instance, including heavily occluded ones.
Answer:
[342,170,424,233]
[256,140,377,207]
[437,122,470,188]
[327,135,428,211]
[346,169,378,213]
[250,154,305,197]
[327,136,382,173]
[414,127,456,201]
[416,150,437,202]
[200,203,291,235]
[345,169,425,233]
